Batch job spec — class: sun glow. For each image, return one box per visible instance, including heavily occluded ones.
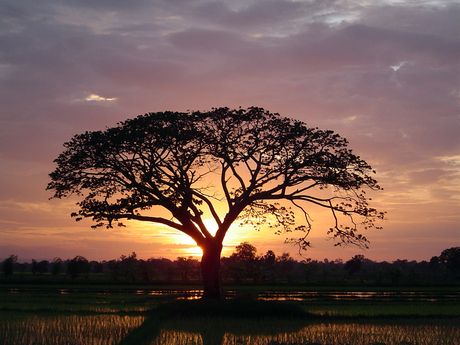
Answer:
[130,216,263,259]
[128,203,337,260]
[202,218,219,236]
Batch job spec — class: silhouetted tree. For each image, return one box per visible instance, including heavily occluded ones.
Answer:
[31,259,49,275]
[439,247,460,276]
[47,107,384,298]
[138,259,152,283]
[120,252,138,283]
[390,267,403,285]
[221,255,245,284]
[107,259,121,282]
[301,258,315,284]
[31,259,38,274]
[92,261,104,275]
[234,242,257,262]
[261,250,276,282]
[228,242,260,283]
[345,254,365,276]
[2,255,17,277]
[263,250,276,266]
[177,256,198,283]
[66,255,90,279]
[164,261,176,283]
[18,263,27,276]
[51,257,62,276]
[278,252,296,283]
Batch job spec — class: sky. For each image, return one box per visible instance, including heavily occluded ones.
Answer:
[0,0,459,264]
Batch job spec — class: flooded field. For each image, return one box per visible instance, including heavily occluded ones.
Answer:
[6,286,459,302]
[1,286,459,345]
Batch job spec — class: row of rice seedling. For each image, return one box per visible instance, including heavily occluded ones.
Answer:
[153,319,460,345]
[1,312,458,345]
[0,313,145,345]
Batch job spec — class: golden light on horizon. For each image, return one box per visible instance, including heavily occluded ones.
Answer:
[128,217,269,259]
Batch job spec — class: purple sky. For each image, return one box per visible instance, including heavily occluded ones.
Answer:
[0,0,459,263]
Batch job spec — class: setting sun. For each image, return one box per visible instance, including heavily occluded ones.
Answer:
[0,0,457,268]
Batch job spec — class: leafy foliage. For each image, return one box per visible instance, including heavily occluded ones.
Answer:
[47,107,384,251]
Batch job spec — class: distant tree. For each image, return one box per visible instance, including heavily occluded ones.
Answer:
[225,242,260,283]
[278,252,295,271]
[222,255,245,284]
[92,261,104,275]
[390,267,403,285]
[51,257,62,276]
[439,247,460,275]
[138,260,151,283]
[120,252,138,283]
[234,242,257,262]
[429,255,440,267]
[18,263,27,276]
[2,255,17,277]
[373,267,385,285]
[164,261,176,283]
[47,107,384,298]
[107,259,121,282]
[67,255,90,279]
[345,254,365,276]
[263,250,276,266]
[301,258,315,284]
[31,259,38,274]
[39,260,49,274]
[139,258,159,283]
[277,252,296,283]
[31,259,48,275]
[177,257,197,283]
[261,250,276,282]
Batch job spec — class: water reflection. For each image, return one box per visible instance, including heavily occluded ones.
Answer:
[142,289,460,302]
[255,290,460,302]
[4,287,459,302]
[137,289,460,302]
[120,300,308,345]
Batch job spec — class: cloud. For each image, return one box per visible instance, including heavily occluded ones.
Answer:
[0,0,458,262]
[409,169,457,185]
[84,94,117,102]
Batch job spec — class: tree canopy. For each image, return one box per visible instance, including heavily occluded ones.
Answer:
[47,106,384,298]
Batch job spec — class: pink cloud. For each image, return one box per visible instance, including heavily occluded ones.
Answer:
[0,0,458,263]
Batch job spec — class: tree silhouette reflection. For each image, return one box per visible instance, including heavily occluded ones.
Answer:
[119,299,309,345]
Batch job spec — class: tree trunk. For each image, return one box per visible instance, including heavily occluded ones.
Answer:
[201,241,224,299]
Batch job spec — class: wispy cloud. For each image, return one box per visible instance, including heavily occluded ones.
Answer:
[85,94,117,102]
[0,0,458,262]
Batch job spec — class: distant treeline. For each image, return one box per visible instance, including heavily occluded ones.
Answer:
[1,244,459,286]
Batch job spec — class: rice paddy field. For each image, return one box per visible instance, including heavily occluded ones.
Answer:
[0,284,459,345]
